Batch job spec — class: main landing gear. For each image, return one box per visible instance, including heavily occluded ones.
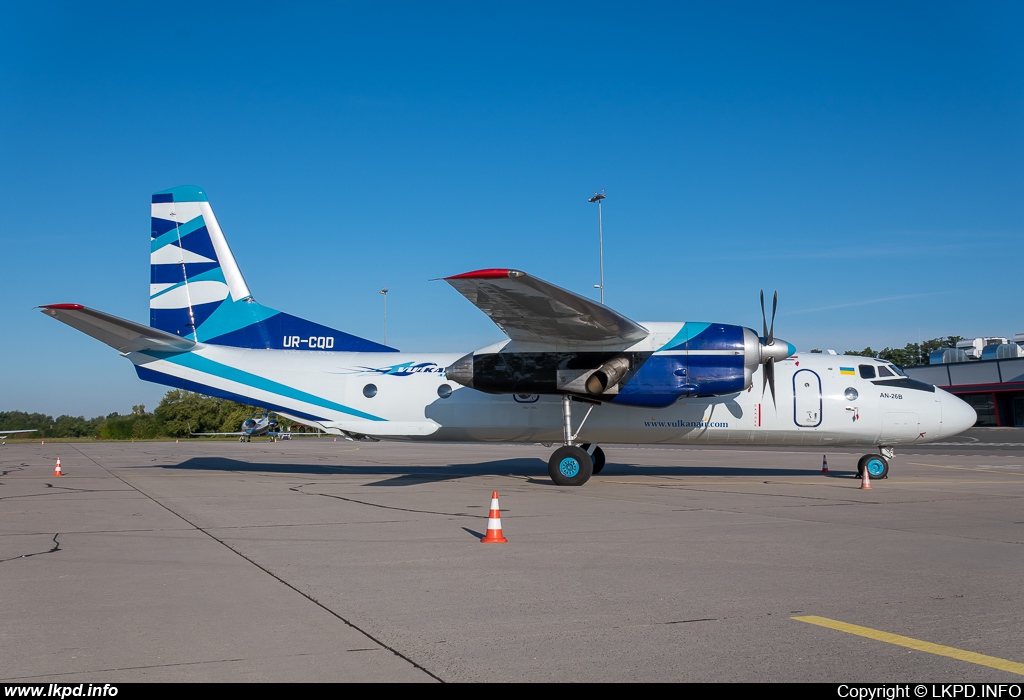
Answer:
[857,446,893,480]
[547,396,604,486]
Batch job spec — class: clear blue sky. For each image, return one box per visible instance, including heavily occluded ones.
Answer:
[2,2,1021,417]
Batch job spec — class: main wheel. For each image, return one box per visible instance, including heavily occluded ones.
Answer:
[548,445,594,486]
[857,454,889,480]
[580,444,606,475]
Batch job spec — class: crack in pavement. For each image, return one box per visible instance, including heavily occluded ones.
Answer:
[1,464,27,477]
[289,483,476,518]
[0,485,130,501]
[0,533,61,564]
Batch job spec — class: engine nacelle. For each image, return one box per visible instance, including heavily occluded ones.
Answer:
[445,323,793,408]
[612,324,765,407]
[445,351,630,396]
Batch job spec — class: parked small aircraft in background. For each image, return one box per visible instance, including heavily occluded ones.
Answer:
[41,186,976,485]
[1,429,38,444]
[189,409,285,442]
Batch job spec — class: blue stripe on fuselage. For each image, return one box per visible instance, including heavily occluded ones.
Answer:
[139,351,386,421]
[134,365,329,422]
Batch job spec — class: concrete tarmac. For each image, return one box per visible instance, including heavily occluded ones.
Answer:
[2,430,1023,682]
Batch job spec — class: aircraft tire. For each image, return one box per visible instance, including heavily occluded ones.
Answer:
[580,444,606,475]
[548,445,593,486]
[858,454,889,480]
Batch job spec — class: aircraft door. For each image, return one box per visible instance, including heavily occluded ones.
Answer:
[793,369,822,427]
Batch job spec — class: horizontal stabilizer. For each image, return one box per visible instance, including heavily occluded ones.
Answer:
[40,304,196,353]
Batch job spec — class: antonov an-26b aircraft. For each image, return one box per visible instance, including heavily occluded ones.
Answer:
[41,186,976,486]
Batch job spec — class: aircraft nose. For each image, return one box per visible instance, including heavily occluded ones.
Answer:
[939,390,976,438]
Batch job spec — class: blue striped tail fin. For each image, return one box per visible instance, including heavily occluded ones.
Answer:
[150,186,395,352]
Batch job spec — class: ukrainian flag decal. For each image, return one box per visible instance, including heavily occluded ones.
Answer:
[840,367,855,375]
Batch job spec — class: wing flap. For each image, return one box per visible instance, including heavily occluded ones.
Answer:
[444,269,648,346]
[40,304,196,353]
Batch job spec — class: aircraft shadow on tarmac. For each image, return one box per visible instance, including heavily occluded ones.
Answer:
[154,457,859,485]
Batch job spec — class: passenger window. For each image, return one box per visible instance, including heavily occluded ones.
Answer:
[858,365,876,379]
[877,366,894,377]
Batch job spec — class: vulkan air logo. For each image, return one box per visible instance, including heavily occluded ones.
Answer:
[340,362,446,377]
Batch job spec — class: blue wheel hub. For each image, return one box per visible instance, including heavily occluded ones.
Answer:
[559,457,580,478]
[867,458,885,476]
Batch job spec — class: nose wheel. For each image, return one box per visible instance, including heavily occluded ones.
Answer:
[857,454,889,479]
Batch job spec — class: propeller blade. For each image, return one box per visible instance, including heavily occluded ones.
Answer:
[760,290,768,339]
[758,290,782,408]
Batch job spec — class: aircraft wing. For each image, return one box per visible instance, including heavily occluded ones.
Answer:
[190,431,246,436]
[0,429,37,438]
[444,269,648,346]
[40,304,196,353]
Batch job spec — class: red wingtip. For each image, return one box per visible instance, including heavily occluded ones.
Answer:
[40,304,85,310]
[445,268,524,280]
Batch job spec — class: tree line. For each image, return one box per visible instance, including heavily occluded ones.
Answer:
[0,390,297,440]
[810,336,964,367]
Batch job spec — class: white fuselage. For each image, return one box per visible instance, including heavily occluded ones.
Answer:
[129,341,976,447]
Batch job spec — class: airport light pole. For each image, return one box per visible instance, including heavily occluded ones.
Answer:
[588,191,606,304]
[380,287,389,345]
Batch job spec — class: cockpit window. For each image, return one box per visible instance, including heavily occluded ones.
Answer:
[877,366,894,377]
[858,365,876,379]
[890,364,906,376]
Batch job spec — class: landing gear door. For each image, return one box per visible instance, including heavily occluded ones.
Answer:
[793,369,822,427]
[881,412,920,442]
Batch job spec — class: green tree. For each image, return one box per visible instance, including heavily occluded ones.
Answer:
[155,390,264,436]
[845,336,966,367]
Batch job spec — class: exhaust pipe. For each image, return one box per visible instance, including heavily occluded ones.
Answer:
[585,357,630,395]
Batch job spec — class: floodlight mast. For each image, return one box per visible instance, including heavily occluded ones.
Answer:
[588,191,606,304]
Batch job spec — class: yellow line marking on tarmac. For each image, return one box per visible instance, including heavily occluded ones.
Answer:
[908,462,1024,476]
[793,616,1024,676]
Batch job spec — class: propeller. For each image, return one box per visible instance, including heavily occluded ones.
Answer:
[760,290,781,407]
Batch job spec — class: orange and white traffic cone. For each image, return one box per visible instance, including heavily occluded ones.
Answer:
[480,491,508,543]
[53,458,63,477]
[859,466,872,490]
[821,455,829,474]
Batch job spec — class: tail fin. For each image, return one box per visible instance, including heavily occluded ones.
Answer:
[150,186,395,352]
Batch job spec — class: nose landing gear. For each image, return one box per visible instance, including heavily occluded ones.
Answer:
[857,446,893,479]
